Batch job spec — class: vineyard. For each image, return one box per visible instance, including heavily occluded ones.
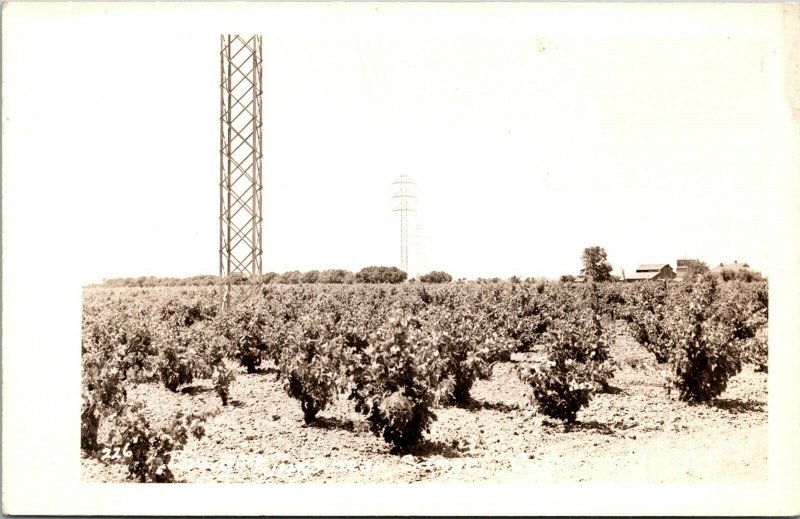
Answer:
[81,276,768,483]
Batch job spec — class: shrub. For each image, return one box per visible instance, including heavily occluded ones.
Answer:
[578,282,613,365]
[81,347,128,453]
[419,271,453,284]
[355,266,408,284]
[205,335,236,405]
[349,309,451,451]
[153,322,211,392]
[280,313,349,424]
[519,308,614,423]
[504,284,552,352]
[748,285,769,372]
[719,282,768,372]
[219,301,271,373]
[667,276,743,403]
[82,304,160,383]
[108,401,207,482]
[741,329,768,373]
[628,283,674,363]
[160,298,216,327]
[559,274,576,283]
[116,318,158,382]
[428,304,509,406]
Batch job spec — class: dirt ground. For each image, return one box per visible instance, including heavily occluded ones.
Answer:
[82,325,767,483]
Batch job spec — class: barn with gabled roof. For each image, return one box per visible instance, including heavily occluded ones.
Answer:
[623,263,676,282]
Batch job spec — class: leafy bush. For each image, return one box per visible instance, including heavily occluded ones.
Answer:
[667,276,743,403]
[109,401,207,482]
[747,284,768,372]
[159,297,216,327]
[355,266,408,284]
[741,328,768,373]
[218,300,270,373]
[503,284,552,352]
[116,319,158,382]
[81,348,128,453]
[82,305,159,383]
[153,322,211,392]
[205,335,236,405]
[349,309,451,451]
[519,308,614,423]
[280,312,349,424]
[419,271,453,284]
[627,282,674,363]
[718,282,768,372]
[428,302,509,406]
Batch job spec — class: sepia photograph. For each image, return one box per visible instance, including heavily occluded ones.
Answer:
[3,1,799,515]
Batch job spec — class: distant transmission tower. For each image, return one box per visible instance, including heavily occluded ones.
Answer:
[392,175,416,275]
[219,35,263,310]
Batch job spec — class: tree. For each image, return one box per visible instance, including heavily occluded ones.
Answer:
[301,270,320,284]
[580,246,613,282]
[280,271,302,284]
[419,271,453,283]
[355,266,407,284]
[692,261,710,276]
[319,269,352,284]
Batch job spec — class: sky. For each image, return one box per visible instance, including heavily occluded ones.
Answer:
[4,3,797,284]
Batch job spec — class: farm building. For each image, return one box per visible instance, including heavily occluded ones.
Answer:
[623,263,676,282]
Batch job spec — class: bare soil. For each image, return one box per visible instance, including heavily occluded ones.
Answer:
[82,326,767,483]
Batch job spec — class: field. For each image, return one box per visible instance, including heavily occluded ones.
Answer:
[81,278,768,483]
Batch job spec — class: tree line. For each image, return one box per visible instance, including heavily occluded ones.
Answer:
[92,247,762,288]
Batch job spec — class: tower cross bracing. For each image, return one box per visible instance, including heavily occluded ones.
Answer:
[219,35,263,310]
[392,175,416,275]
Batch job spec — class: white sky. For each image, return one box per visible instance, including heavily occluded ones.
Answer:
[4,3,797,283]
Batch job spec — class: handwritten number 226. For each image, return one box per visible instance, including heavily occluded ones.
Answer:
[101,443,132,461]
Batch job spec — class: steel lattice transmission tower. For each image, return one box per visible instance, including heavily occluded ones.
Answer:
[392,175,416,275]
[219,35,263,310]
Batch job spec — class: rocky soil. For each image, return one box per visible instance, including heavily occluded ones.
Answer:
[82,327,767,483]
